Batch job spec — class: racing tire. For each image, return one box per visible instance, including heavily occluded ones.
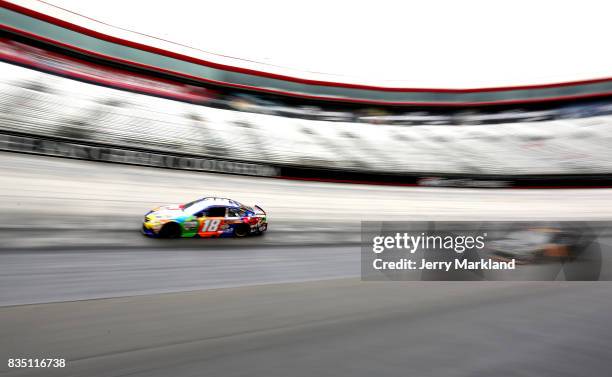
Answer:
[234,224,250,238]
[159,222,181,239]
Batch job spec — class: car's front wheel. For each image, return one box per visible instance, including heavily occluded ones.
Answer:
[159,222,182,238]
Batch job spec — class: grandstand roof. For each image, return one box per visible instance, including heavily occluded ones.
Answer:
[2,0,612,105]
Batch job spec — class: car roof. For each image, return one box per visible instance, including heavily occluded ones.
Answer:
[182,197,250,215]
[198,197,243,208]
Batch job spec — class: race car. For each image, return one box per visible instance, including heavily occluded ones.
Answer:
[487,225,594,264]
[142,197,267,238]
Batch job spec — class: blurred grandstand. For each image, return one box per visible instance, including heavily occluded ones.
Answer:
[1,1,612,186]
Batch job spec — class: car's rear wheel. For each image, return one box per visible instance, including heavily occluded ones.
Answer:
[159,222,181,238]
[234,224,250,238]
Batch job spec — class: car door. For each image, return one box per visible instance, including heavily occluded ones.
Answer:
[197,206,227,237]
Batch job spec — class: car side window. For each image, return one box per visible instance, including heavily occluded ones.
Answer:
[202,206,226,217]
[227,207,243,218]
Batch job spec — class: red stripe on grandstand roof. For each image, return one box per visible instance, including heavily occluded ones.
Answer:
[5,22,612,107]
[2,0,612,95]
[6,21,612,107]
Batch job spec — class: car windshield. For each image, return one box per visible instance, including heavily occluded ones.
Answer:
[183,198,217,215]
[183,198,205,211]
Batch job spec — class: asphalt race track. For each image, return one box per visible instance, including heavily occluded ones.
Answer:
[2,280,612,377]
[0,246,360,307]
[2,152,612,376]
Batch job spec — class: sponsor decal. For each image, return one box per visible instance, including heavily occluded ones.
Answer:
[183,221,198,230]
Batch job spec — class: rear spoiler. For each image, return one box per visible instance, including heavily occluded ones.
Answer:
[254,205,266,215]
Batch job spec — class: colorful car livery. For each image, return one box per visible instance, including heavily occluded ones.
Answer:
[142,197,267,238]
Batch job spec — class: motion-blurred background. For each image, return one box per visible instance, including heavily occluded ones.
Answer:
[1,1,612,376]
